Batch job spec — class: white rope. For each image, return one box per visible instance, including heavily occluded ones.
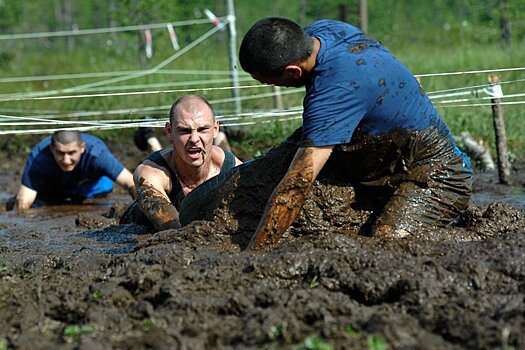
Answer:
[426,77,525,96]
[0,69,248,84]
[0,88,304,133]
[0,83,264,103]
[415,66,525,78]
[59,76,256,93]
[0,84,265,103]
[0,105,169,120]
[433,92,525,105]
[0,108,305,135]
[1,21,229,101]
[437,100,525,108]
[0,18,225,40]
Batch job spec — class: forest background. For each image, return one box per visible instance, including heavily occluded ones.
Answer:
[0,0,524,161]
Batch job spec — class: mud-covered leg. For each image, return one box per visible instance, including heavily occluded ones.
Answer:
[372,173,471,237]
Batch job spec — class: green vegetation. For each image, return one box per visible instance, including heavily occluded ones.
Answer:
[367,335,389,350]
[91,290,102,299]
[268,324,284,341]
[0,1,524,160]
[296,336,333,350]
[142,318,167,330]
[63,324,95,343]
[309,275,320,289]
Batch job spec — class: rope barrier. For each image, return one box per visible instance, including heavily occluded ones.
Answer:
[0,69,249,84]
[0,21,229,101]
[415,66,525,78]
[0,83,265,103]
[0,18,226,40]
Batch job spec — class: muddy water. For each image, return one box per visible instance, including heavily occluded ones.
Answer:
[0,147,524,349]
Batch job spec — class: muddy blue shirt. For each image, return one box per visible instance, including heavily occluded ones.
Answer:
[302,20,452,146]
[21,133,125,199]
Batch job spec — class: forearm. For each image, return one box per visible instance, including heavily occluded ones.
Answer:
[116,168,136,199]
[248,173,314,250]
[247,146,332,250]
[136,179,180,231]
[15,185,37,212]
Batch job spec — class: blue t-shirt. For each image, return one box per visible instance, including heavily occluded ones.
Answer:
[21,133,125,199]
[302,20,452,147]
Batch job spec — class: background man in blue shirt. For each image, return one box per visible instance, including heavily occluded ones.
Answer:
[13,130,135,211]
[239,18,472,250]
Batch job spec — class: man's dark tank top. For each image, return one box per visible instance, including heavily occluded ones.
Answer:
[146,149,236,210]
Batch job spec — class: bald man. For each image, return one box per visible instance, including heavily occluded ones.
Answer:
[122,95,242,231]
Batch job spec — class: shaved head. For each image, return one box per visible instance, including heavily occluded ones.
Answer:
[169,95,215,125]
[51,130,83,147]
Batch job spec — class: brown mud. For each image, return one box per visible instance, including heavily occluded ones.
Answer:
[0,135,524,349]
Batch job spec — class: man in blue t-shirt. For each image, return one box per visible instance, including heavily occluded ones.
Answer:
[239,18,472,250]
[12,130,135,211]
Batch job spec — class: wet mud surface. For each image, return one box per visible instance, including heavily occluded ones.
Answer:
[0,138,524,349]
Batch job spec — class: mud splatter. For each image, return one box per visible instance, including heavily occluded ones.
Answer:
[348,43,367,53]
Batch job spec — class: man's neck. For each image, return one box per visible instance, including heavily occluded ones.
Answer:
[301,37,320,74]
[170,150,215,190]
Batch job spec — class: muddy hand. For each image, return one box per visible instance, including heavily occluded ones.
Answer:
[247,180,311,250]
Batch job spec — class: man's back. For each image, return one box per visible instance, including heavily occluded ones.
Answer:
[303,20,452,147]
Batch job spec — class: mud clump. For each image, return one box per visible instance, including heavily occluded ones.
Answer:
[0,137,524,349]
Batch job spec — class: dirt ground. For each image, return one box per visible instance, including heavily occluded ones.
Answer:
[0,135,524,350]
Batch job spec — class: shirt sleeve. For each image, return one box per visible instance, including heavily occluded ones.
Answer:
[90,147,125,181]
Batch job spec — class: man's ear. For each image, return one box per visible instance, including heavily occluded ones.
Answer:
[80,142,86,154]
[213,120,220,138]
[283,64,303,78]
[164,122,172,140]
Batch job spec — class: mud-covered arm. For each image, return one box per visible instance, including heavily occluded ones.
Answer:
[134,162,180,231]
[247,145,333,250]
[15,184,37,212]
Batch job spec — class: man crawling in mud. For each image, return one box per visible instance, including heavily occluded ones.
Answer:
[121,95,242,230]
[239,18,473,249]
[9,130,136,211]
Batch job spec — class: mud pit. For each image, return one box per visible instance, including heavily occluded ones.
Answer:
[0,134,524,349]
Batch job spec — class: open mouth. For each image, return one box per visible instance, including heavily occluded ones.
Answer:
[187,147,202,159]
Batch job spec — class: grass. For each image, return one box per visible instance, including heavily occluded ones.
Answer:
[0,22,524,160]
[63,324,95,343]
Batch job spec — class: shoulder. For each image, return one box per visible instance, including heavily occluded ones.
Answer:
[305,20,356,35]
[143,149,170,168]
[82,134,109,152]
[30,136,52,154]
[211,146,227,165]
[138,150,172,176]
[27,136,53,165]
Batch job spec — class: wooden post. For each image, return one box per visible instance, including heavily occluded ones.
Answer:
[488,74,512,184]
[272,86,283,110]
[360,0,368,34]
